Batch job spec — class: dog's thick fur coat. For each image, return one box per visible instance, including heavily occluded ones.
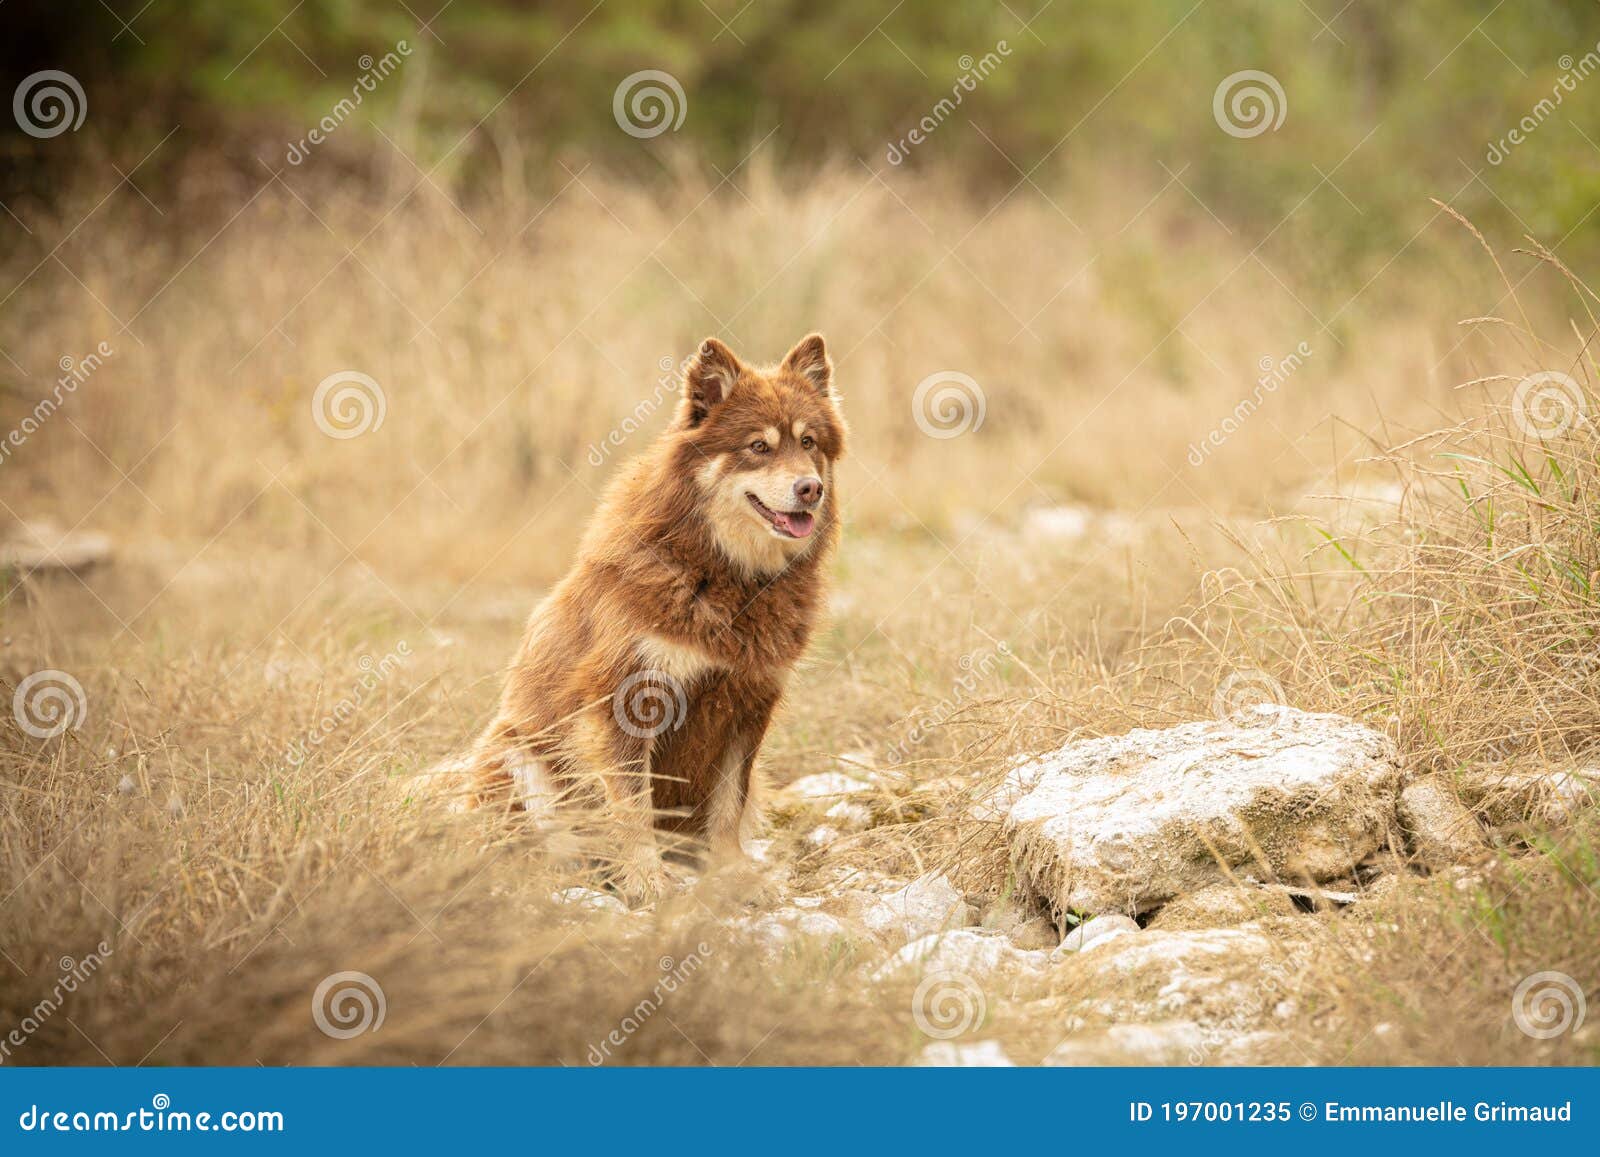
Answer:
[466,334,844,900]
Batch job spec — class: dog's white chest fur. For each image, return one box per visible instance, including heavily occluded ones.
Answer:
[636,634,723,684]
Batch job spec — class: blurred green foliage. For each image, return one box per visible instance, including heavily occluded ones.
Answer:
[7,0,1600,268]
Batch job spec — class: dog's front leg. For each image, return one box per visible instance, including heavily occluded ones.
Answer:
[574,700,669,905]
[704,739,752,866]
[704,684,780,866]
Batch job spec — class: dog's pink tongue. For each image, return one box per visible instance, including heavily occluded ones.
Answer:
[776,510,816,538]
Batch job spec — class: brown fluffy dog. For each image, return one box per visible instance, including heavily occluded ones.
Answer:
[466,334,843,901]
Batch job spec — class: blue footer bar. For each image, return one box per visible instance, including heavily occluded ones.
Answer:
[2,1067,1594,1151]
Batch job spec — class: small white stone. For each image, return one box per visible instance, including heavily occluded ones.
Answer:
[806,824,843,849]
[1079,925,1139,953]
[860,873,975,946]
[781,771,874,801]
[787,911,849,939]
[873,929,1047,980]
[915,1039,1015,1067]
[1398,778,1483,864]
[1053,913,1140,957]
[823,799,874,831]
[736,907,854,958]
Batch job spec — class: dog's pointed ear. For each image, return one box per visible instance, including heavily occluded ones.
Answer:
[781,333,832,395]
[681,337,744,427]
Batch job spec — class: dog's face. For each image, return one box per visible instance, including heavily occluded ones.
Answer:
[677,334,845,575]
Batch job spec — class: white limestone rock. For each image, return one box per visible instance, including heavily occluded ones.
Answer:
[1001,706,1401,915]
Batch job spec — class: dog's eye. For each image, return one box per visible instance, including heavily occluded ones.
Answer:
[750,440,769,454]
[801,435,816,450]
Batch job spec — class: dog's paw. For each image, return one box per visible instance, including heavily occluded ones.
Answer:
[612,855,672,909]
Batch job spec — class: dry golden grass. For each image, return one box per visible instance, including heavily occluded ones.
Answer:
[2,160,1493,578]
[1,166,1597,1065]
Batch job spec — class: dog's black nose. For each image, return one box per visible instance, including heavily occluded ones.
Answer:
[794,476,823,506]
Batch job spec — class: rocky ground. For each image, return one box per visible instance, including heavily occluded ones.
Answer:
[527,703,1598,1065]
